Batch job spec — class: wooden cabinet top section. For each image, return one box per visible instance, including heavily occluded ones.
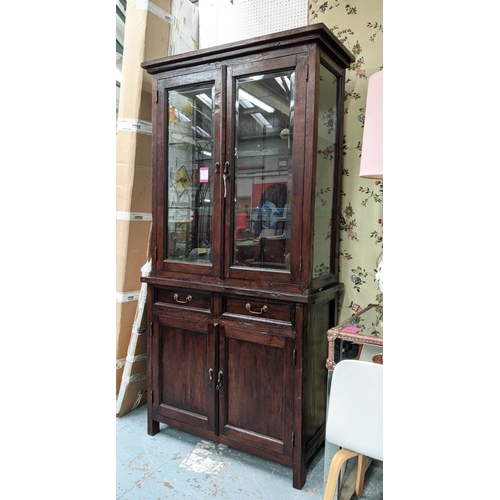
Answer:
[142,23,355,74]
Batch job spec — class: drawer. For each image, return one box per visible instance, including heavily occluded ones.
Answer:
[155,287,211,311]
[224,296,293,324]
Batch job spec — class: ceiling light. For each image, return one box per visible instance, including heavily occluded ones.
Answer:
[196,93,212,106]
[239,89,275,113]
[250,113,272,128]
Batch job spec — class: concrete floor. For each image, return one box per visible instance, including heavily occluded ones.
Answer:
[116,405,383,499]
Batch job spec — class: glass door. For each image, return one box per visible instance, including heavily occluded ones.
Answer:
[162,79,218,273]
[231,69,296,273]
[312,63,340,281]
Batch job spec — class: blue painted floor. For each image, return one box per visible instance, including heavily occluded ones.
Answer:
[116,405,382,499]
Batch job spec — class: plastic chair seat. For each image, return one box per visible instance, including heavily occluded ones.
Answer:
[323,360,383,500]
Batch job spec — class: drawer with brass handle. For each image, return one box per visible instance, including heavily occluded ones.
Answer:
[223,296,293,324]
[155,287,211,311]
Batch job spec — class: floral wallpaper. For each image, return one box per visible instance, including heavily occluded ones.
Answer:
[308,0,383,323]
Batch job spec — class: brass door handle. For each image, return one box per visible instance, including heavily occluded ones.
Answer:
[173,293,192,304]
[246,303,268,315]
[216,370,223,390]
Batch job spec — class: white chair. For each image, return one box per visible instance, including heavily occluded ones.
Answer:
[323,360,383,500]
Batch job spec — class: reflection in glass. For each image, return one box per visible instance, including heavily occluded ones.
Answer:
[166,85,214,263]
[233,71,295,271]
[313,65,338,278]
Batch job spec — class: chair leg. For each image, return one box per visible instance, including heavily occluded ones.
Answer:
[355,454,368,497]
[323,448,359,500]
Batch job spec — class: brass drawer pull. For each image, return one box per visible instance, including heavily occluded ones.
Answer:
[245,303,268,315]
[173,293,192,304]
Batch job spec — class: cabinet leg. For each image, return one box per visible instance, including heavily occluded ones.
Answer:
[148,418,160,436]
[293,461,306,490]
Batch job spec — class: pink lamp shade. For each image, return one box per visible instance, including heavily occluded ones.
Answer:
[359,70,383,179]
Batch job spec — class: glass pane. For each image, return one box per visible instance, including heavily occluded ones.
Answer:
[166,85,214,263]
[233,71,294,270]
[313,64,338,278]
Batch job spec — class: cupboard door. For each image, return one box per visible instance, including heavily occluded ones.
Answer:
[151,314,215,433]
[224,54,308,285]
[217,326,294,458]
[153,69,223,279]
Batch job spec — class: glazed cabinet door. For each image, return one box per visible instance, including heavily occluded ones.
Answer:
[150,313,216,435]
[152,68,223,279]
[217,325,295,460]
[224,53,309,285]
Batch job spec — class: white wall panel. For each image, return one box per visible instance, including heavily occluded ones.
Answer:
[199,0,236,48]
[233,0,307,40]
[199,0,307,48]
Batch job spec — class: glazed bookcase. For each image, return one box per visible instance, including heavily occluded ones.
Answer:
[141,23,354,489]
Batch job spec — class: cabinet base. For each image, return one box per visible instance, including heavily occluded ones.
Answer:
[147,411,320,490]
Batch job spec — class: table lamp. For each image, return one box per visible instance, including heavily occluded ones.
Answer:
[359,69,383,294]
[359,69,383,179]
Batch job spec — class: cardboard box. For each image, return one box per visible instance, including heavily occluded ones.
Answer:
[116,0,199,415]
[116,218,152,293]
[116,0,174,405]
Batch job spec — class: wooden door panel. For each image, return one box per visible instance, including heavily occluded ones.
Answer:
[226,336,284,439]
[219,327,293,456]
[160,325,207,413]
[153,316,215,432]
